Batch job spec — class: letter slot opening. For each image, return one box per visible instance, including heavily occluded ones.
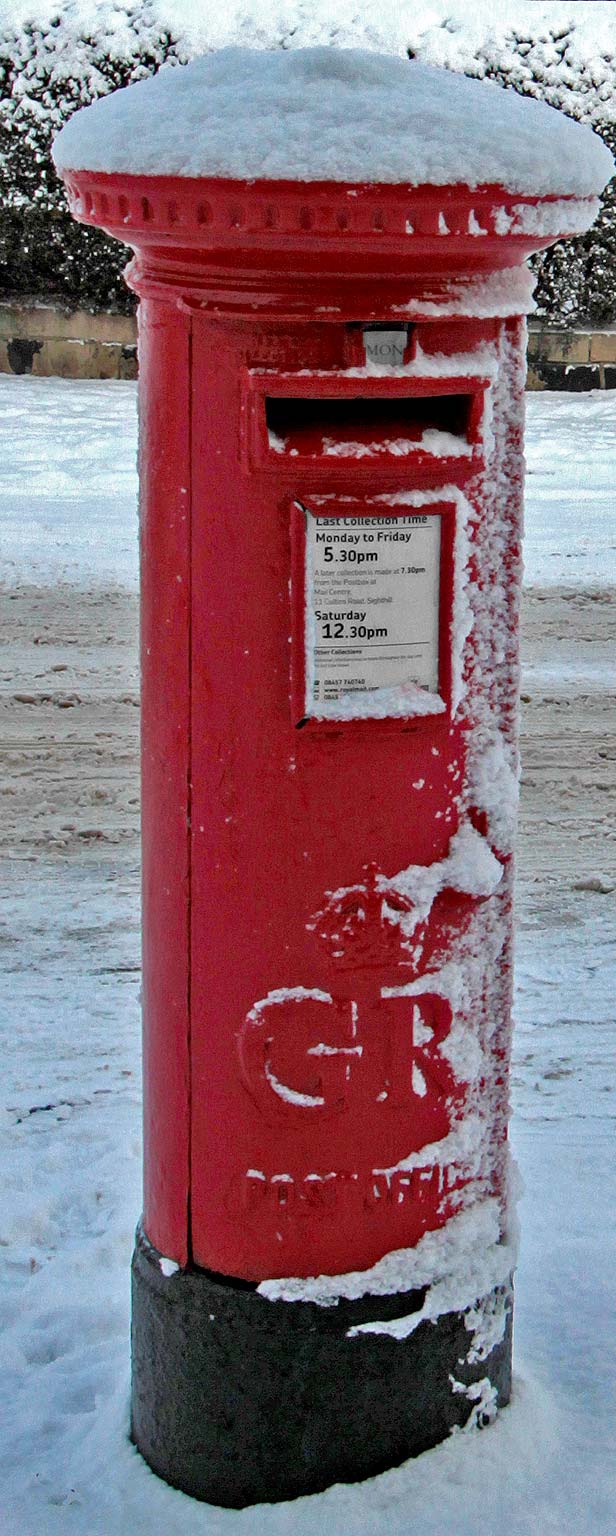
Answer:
[266,393,477,460]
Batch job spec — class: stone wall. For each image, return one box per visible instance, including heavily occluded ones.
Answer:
[0,305,137,380]
[1,306,616,390]
[527,326,616,390]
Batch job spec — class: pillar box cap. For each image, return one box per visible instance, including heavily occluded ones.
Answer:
[53,46,613,305]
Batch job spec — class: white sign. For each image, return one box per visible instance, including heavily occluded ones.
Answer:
[363,328,408,367]
[305,512,441,711]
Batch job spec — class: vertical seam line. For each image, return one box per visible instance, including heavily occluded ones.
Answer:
[186,314,194,1264]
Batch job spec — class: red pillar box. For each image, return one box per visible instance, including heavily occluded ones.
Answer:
[54,48,611,1508]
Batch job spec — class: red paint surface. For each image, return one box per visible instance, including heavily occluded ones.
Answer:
[61,172,567,1280]
[138,303,191,1263]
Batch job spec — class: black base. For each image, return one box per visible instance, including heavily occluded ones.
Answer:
[131,1223,513,1508]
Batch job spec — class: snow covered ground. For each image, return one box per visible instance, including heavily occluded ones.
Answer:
[0,379,139,591]
[3,378,615,592]
[1,377,615,1533]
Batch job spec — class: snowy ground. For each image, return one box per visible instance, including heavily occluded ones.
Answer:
[1,378,615,1533]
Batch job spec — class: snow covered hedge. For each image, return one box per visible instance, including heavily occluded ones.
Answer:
[0,4,186,313]
[1,1,616,320]
[405,6,616,326]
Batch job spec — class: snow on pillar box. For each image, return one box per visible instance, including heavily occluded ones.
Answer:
[54,47,611,1507]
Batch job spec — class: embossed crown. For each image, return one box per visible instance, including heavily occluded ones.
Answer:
[307,862,417,968]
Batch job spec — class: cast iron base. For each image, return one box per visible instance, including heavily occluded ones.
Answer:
[131,1223,513,1508]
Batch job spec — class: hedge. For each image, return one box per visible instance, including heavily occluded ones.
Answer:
[1,4,615,321]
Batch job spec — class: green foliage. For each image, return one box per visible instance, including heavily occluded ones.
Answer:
[1,9,615,320]
[531,122,616,326]
[0,6,186,312]
[408,15,616,326]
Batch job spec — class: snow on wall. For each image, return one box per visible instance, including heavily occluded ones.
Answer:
[52,45,613,196]
[403,321,524,889]
[307,683,447,723]
[392,267,537,320]
[493,198,601,238]
[373,887,512,1195]
[320,430,474,459]
[257,1190,515,1306]
[257,312,526,1305]
[466,728,520,854]
[465,320,526,847]
[382,323,525,864]
[449,1375,499,1430]
[256,893,520,1324]
[378,821,503,942]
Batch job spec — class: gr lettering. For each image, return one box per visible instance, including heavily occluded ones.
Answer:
[237,985,453,1119]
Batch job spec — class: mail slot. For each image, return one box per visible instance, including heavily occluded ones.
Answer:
[54,42,610,1509]
[265,390,477,456]
[245,370,486,475]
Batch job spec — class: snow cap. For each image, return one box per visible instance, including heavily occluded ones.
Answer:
[53,46,614,197]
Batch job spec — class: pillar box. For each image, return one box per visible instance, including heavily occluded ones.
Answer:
[54,47,611,1509]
